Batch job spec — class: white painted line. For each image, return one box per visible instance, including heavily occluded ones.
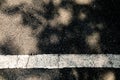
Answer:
[0,55,58,69]
[0,54,120,68]
[59,54,108,68]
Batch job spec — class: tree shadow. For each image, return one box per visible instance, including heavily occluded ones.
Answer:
[0,0,119,54]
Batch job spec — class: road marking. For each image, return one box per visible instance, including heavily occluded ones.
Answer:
[0,54,119,68]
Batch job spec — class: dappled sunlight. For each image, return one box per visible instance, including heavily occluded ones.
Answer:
[79,11,87,21]
[58,8,72,26]
[5,0,32,6]
[100,71,115,80]
[50,34,59,44]
[86,32,100,50]
[0,0,119,54]
[75,0,93,5]
[0,13,38,54]
[52,0,61,6]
